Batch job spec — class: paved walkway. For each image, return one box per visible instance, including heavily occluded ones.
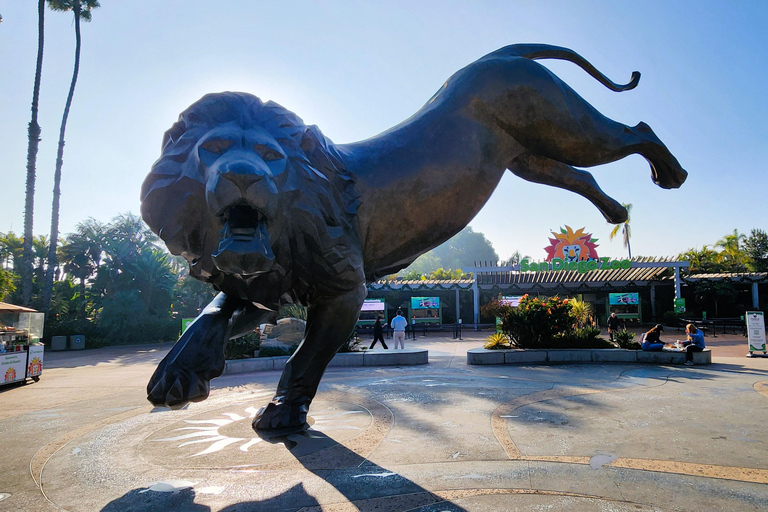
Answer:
[1,329,767,511]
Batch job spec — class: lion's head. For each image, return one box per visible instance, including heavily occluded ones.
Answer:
[141,92,362,303]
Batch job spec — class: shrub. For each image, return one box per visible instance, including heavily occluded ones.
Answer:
[279,304,307,321]
[484,332,511,350]
[225,330,261,360]
[258,345,297,358]
[569,298,594,328]
[338,326,363,353]
[499,295,573,349]
[613,329,638,349]
[661,311,681,327]
[559,327,615,349]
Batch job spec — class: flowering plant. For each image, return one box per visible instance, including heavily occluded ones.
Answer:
[503,295,573,348]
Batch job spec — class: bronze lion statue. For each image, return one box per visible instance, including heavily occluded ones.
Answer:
[141,43,687,431]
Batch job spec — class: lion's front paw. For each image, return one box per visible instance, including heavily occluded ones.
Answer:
[252,398,311,432]
[147,364,213,409]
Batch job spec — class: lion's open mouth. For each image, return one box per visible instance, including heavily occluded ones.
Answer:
[212,205,275,275]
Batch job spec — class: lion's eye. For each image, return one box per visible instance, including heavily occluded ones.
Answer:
[200,139,234,154]
[254,144,284,162]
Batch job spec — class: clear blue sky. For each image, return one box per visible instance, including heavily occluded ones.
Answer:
[2,1,767,261]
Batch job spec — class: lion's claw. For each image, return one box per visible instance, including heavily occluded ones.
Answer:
[147,364,213,409]
[252,398,310,432]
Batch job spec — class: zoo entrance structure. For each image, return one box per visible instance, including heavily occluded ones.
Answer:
[366,257,768,330]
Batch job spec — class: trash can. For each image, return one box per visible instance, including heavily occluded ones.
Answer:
[69,334,85,350]
[51,336,67,351]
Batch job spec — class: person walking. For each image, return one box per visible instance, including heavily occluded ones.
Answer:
[391,310,408,349]
[607,312,621,341]
[369,316,388,349]
[682,323,705,365]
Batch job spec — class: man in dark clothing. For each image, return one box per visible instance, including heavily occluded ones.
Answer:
[370,316,388,349]
[607,312,621,341]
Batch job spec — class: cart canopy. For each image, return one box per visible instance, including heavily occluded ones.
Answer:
[0,302,38,313]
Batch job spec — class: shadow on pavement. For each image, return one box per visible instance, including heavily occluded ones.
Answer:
[100,428,467,512]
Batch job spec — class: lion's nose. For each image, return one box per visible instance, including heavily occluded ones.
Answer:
[221,162,264,193]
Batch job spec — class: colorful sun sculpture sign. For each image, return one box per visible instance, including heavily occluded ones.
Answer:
[521,225,631,273]
[544,226,599,262]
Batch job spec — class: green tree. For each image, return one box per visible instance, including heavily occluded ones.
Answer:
[0,232,25,271]
[433,226,498,269]
[58,219,104,316]
[428,268,472,280]
[402,269,425,281]
[401,226,498,277]
[21,0,47,306]
[608,203,632,259]
[744,229,768,272]
[694,280,738,317]
[173,272,217,318]
[500,250,529,266]
[680,246,723,273]
[715,229,747,272]
[0,268,15,301]
[43,0,100,312]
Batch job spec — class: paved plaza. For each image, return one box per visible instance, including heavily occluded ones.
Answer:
[1,329,768,511]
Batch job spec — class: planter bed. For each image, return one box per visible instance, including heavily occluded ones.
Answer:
[223,349,428,375]
[466,348,711,366]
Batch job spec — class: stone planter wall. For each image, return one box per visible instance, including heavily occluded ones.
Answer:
[224,349,428,375]
[467,348,712,366]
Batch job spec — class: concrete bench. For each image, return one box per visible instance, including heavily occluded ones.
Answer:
[466,348,712,366]
[223,349,428,375]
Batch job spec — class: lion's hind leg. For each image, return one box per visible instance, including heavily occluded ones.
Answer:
[509,153,627,224]
[475,56,686,190]
[632,122,687,189]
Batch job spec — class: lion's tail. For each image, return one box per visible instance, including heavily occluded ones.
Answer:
[487,43,640,92]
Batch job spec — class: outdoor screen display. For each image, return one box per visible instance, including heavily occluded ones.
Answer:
[500,295,523,307]
[360,299,385,312]
[609,293,639,305]
[411,297,440,309]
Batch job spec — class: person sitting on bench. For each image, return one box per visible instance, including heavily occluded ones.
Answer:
[682,323,706,366]
[641,324,666,351]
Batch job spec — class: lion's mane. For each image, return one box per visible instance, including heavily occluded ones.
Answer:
[141,92,363,305]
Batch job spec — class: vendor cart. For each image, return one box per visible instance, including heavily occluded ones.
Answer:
[0,302,45,386]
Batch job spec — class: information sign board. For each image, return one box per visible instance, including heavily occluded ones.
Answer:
[361,299,386,312]
[746,311,766,352]
[500,295,523,307]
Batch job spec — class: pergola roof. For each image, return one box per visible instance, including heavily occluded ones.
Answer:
[369,279,475,291]
[683,272,768,283]
[475,256,677,291]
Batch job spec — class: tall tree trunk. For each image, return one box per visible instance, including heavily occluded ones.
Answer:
[21,0,46,306]
[80,272,87,318]
[626,237,632,259]
[43,2,82,312]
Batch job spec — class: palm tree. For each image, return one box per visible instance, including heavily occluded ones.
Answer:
[21,0,46,306]
[42,0,100,312]
[59,220,103,316]
[715,229,747,271]
[609,203,633,259]
[0,232,25,271]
